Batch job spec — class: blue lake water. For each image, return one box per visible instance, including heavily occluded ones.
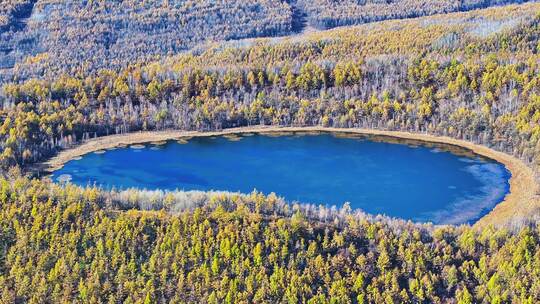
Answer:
[51,132,510,224]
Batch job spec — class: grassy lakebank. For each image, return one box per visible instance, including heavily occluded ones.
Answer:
[40,126,537,228]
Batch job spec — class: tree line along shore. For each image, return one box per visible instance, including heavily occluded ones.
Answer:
[40,126,537,228]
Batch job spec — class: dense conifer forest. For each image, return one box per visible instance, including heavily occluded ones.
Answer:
[0,0,532,83]
[0,1,540,302]
[1,173,540,303]
[299,0,535,29]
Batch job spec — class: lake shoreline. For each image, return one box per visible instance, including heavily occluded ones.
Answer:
[38,126,538,228]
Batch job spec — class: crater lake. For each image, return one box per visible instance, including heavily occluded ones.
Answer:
[51,132,511,224]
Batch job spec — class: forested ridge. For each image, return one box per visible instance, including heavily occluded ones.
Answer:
[0,0,532,84]
[299,0,535,29]
[0,0,294,82]
[0,1,540,302]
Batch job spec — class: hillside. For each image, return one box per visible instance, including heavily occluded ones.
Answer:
[0,0,294,82]
[0,0,533,84]
[299,0,534,29]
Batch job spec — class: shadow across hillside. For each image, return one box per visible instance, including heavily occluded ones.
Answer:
[288,0,308,34]
[0,0,38,71]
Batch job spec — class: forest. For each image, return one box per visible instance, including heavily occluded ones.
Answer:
[1,3,539,176]
[0,0,34,31]
[0,1,540,302]
[0,0,294,83]
[0,173,539,302]
[0,0,532,85]
[299,0,534,29]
